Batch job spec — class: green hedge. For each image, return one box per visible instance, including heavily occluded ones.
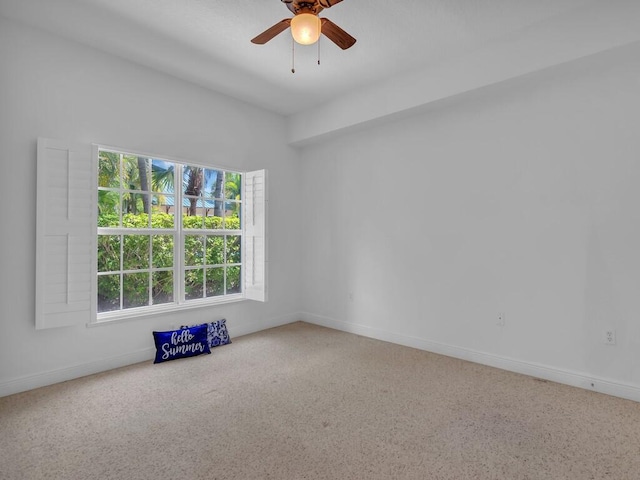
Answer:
[97,213,241,312]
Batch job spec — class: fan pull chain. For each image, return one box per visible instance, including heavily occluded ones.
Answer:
[291,37,295,74]
[318,36,321,65]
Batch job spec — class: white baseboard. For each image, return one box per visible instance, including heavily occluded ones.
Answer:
[6,312,638,402]
[300,312,640,403]
[0,348,156,398]
[228,312,300,338]
[0,313,300,398]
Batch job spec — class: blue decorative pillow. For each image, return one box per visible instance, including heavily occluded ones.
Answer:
[153,324,211,364]
[181,319,232,348]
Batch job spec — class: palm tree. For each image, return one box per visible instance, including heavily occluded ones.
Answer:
[224,172,242,217]
[151,161,174,193]
[97,151,120,216]
[137,157,151,214]
[184,167,204,216]
[212,171,224,217]
[97,152,147,216]
[151,160,174,212]
[122,158,141,214]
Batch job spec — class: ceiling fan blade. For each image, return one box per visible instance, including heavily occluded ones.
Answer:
[318,0,344,8]
[251,19,291,45]
[320,18,356,50]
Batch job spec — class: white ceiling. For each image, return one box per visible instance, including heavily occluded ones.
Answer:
[1,0,639,143]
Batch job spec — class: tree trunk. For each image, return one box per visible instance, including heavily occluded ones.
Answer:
[185,167,203,216]
[137,157,151,214]
[213,171,224,217]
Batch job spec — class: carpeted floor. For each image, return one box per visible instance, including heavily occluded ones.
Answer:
[1,321,640,479]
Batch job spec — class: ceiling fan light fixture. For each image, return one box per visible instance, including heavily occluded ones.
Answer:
[290,13,321,45]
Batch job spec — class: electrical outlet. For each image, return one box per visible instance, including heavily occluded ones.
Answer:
[497,312,506,327]
[604,329,616,345]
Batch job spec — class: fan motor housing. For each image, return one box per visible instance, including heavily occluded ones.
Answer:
[283,0,324,15]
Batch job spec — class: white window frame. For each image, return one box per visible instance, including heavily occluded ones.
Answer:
[35,138,266,330]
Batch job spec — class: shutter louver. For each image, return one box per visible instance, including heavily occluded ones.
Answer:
[36,138,95,329]
[243,169,267,302]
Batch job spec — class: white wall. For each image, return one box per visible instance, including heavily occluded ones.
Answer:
[299,41,640,401]
[3,12,640,402]
[0,17,302,396]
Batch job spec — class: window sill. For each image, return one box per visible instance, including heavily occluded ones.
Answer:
[87,294,245,327]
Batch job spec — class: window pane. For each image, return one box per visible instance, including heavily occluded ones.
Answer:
[98,151,120,188]
[203,198,216,218]
[184,235,204,267]
[123,272,149,309]
[152,235,174,268]
[226,236,241,264]
[227,266,241,294]
[225,202,241,229]
[97,191,121,227]
[183,196,204,229]
[122,155,151,192]
[122,235,150,270]
[207,169,224,199]
[152,195,175,228]
[97,235,120,273]
[152,271,173,305]
[138,192,152,218]
[206,236,224,265]
[121,194,151,227]
[183,166,203,195]
[206,268,224,297]
[122,193,152,228]
[204,201,224,229]
[151,159,174,194]
[185,268,204,300]
[204,199,221,229]
[98,274,120,312]
[225,173,241,201]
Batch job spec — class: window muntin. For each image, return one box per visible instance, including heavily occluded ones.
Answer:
[97,148,242,317]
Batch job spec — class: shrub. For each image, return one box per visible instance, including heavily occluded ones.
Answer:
[97,212,241,311]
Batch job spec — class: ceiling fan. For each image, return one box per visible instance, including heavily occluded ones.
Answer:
[251,0,356,50]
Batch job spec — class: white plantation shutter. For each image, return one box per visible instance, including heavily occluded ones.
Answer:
[243,169,267,302]
[36,138,96,329]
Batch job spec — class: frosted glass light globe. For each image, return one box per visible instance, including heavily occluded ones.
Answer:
[290,13,321,45]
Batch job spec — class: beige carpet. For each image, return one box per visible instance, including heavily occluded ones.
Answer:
[1,321,640,480]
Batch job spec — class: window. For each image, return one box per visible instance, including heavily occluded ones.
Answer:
[35,138,266,329]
